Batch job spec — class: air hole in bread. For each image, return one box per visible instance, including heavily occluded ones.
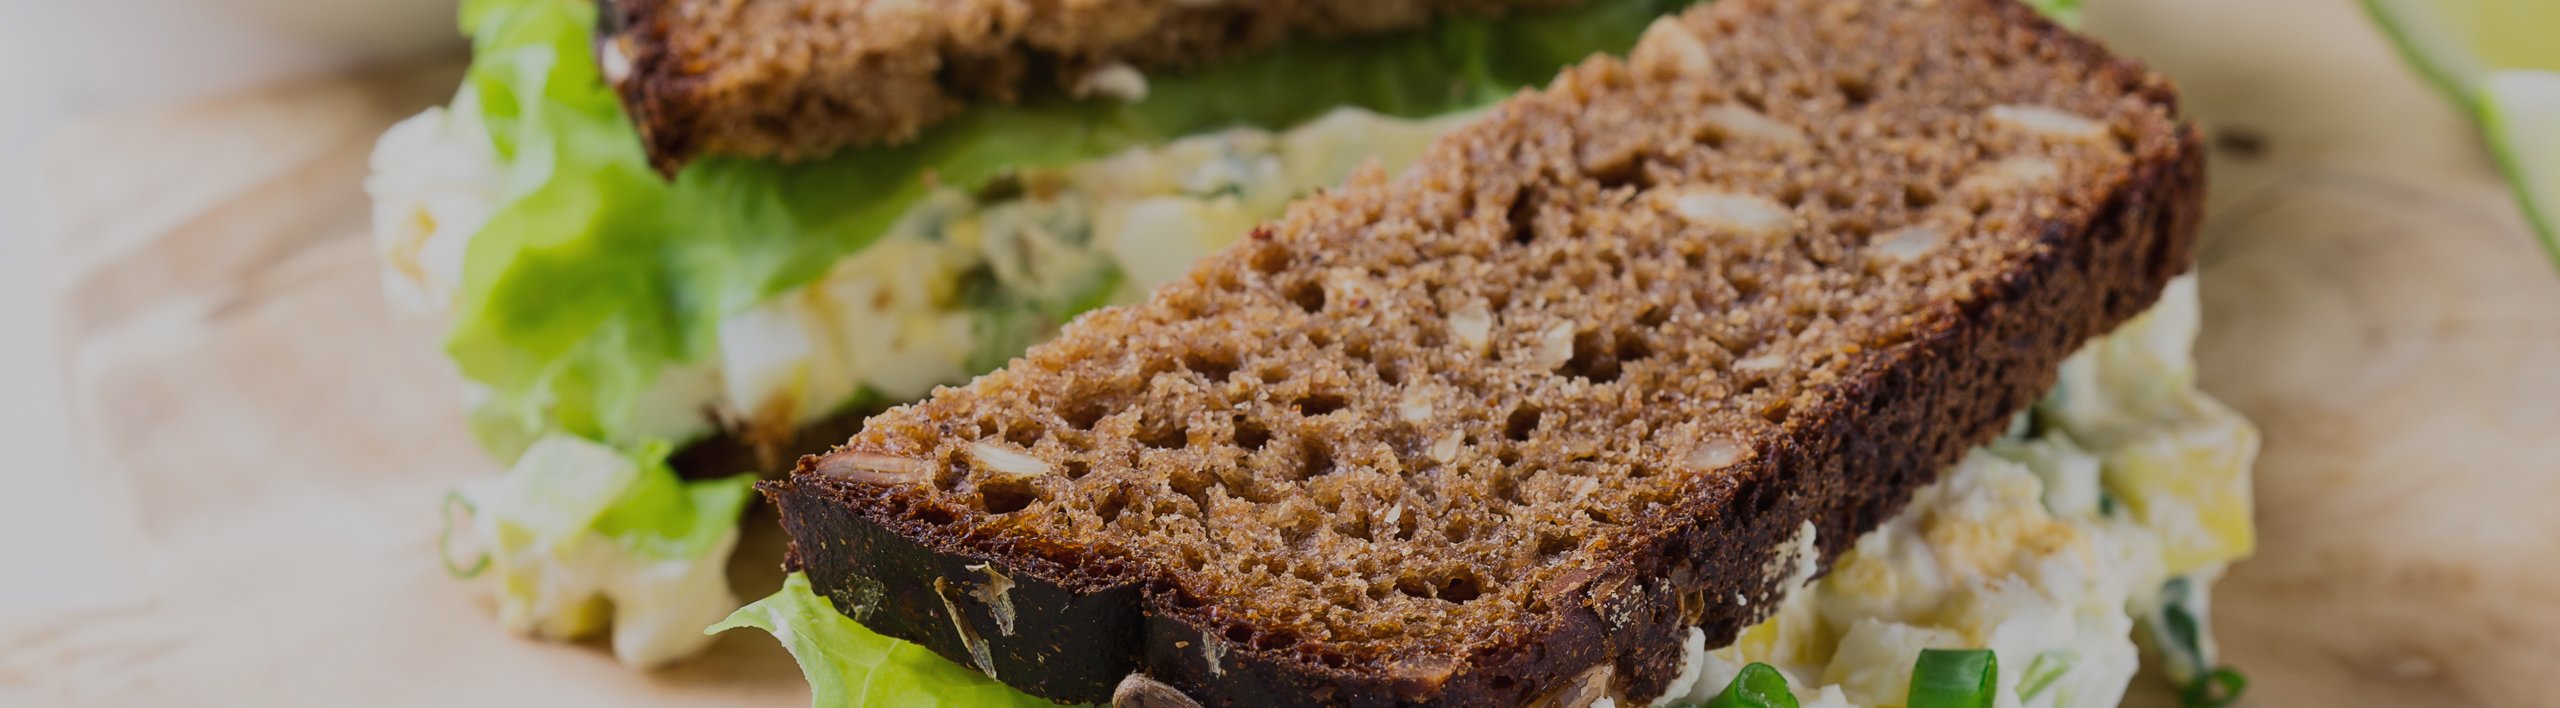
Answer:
[1295,438,1337,480]
[1503,406,1543,442]
[1062,396,1108,431]
[1093,485,1128,523]
[1373,357,1406,387]
[1002,422,1044,448]
[1286,278,1326,313]
[1137,415,1189,450]
[909,503,957,527]
[1182,350,1239,382]
[1439,573,1485,603]
[1233,417,1272,451]
[1254,629,1299,652]
[1590,155,1651,192]
[1492,469,1525,506]
[1507,187,1543,246]
[1250,242,1292,275]
[1558,330,1620,383]
[1615,331,1654,363]
[977,477,1039,515]
[1395,574,1435,601]
[1295,393,1348,417]
[1636,304,1671,328]
[1836,73,1876,107]
[1627,462,1657,480]
[1537,532,1579,559]
[1777,182,1807,207]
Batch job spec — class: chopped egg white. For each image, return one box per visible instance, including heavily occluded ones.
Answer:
[459,435,739,667]
[1654,275,2257,708]
[365,87,500,315]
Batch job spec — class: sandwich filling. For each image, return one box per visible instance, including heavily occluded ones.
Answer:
[374,0,1698,665]
[1648,275,2256,707]
[720,275,2256,707]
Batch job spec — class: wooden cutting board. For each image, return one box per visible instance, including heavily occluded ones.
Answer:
[7,0,2557,705]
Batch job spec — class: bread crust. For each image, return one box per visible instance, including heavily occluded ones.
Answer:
[765,0,2205,704]
[597,0,1577,174]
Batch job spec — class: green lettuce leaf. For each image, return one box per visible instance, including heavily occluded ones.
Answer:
[447,0,1700,453]
[449,0,679,454]
[712,573,1050,707]
[593,447,757,560]
[2021,0,2083,27]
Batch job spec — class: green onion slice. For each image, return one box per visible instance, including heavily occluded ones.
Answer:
[1705,662,1800,708]
[1908,648,1999,708]
[438,490,490,579]
[2182,666,2249,708]
[2015,650,2076,701]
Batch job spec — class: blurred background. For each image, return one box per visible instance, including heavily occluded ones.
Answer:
[0,0,460,616]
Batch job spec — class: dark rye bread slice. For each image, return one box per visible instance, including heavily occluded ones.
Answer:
[597,0,1580,173]
[764,0,2203,704]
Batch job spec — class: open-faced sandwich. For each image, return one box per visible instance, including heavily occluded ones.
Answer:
[723,0,2256,705]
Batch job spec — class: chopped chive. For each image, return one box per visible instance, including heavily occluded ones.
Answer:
[1908,648,1998,708]
[2015,650,2076,700]
[2182,667,2248,708]
[2146,575,2217,682]
[1706,662,1800,708]
[2158,578,2204,657]
[439,490,491,579]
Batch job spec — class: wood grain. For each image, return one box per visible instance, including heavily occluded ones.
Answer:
[6,0,2557,705]
[2095,0,2560,704]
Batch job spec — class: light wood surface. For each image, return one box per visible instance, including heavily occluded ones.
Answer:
[6,0,2557,705]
